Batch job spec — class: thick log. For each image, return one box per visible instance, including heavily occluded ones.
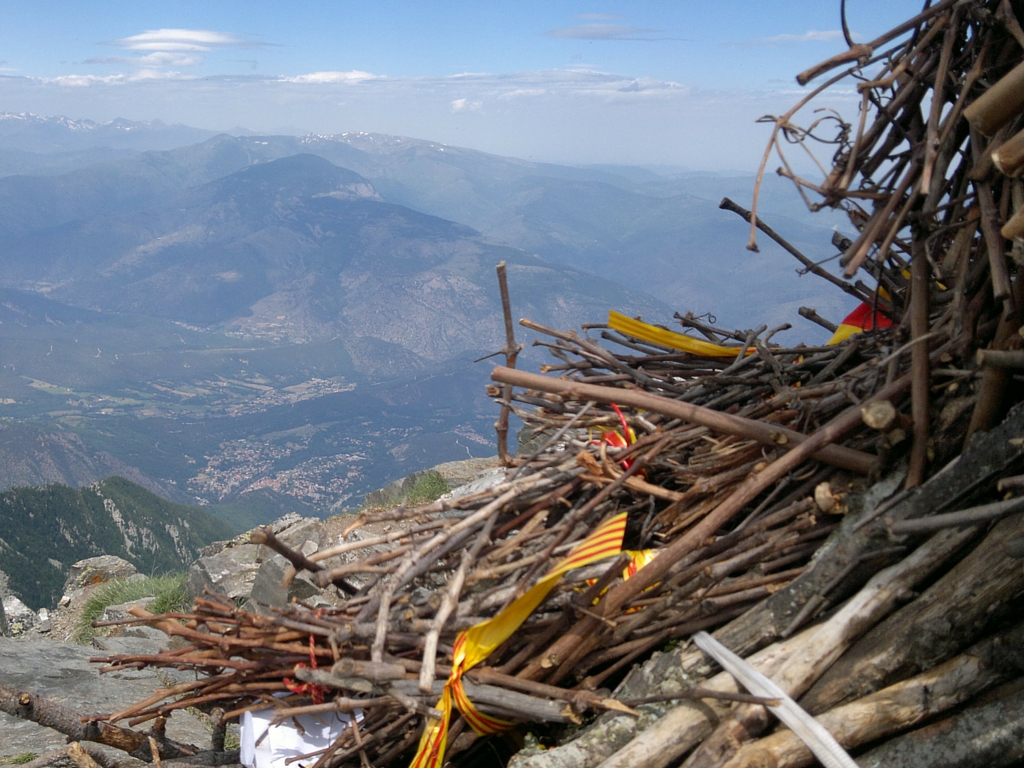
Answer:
[508,627,820,768]
[0,684,199,761]
[856,686,1024,768]
[722,621,1024,768]
[708,401,1024,662]
[668,525,978,768]
[992,125,1024,176]
[19,743,107,768]
[800,506,1024,713]
[389,678,573,724]
[490,367,877,474]
[964,59,1024,137]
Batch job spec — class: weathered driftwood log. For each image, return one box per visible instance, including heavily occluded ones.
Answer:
[801,507,1024,713]
[507,627,823,768]
[721,621,1024,768]
[855,686,1024,768]
[513,523,974,768]
[708,402,1024,661]
[963,59,1024,137]
[656,525,977,768]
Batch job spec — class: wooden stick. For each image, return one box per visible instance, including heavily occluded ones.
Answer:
[518,373,912,684]
[889,494,1024,533]
[722,621,1024,768]
[857,688,1024,768]
[992,126,1024,177]
[964,59,1024,138]
[907,237,931,487]
[490,367,876,474]
[719,198,871,304]
[796,0,957,85]
[598,524,977,768]
[0,685,198,761]
[495,260,522,464]
[419,514,496,692]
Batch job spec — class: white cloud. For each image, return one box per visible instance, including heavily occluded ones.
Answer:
[110,29,255,52]
[94,28,263,72]
[137,52,203,67]
[130,69,196,82]
[89,52,203,67]
[737,30,844,46]
[451,98,482,113]
[44,74,126,86]
[281,71,382,84]
[502,88,547,99]
[545,23,665,41]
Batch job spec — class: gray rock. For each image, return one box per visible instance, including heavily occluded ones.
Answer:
[3,595,37,636]
[101,597,156,625]
[0,637,210,759]
[184,542,262,601]
[119,625,169,643]
[0,593,7,637]
[185,515,324,603]
[440,467,507,503]
[37,608,50,633]
[247,556,321,613]
[64,556,137,594]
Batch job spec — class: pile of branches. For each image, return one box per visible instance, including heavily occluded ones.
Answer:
[7,2,1024,767]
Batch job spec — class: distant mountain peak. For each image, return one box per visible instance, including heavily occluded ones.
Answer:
[0,113,217,153]
[210,153,380,202]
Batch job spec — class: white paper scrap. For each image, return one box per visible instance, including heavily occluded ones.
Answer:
[240,706,363,768]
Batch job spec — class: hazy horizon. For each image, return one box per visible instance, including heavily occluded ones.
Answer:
[2,1,928,170]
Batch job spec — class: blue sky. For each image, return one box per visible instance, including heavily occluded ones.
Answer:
[0,1,928,168]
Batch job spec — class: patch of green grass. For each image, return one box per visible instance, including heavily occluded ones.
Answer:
[0,754,39,765]
[74,573,191,644]
[405,471,449,505]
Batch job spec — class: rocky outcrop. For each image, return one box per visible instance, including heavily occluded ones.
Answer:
[0,636,212,759]
[2,594,36,636]
[62,555,137,595]
[185,513,327,611]
[362,456,501,508]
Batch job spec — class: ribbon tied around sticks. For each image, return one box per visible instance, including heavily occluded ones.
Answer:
[410,511,650,768]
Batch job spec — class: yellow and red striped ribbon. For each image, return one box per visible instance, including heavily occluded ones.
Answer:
[825,301,894,345]
[410,512,635,768]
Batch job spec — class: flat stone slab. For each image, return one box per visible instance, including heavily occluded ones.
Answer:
[0,636,211,759]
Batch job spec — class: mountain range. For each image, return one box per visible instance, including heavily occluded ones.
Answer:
[0,114,858,519]
[0,476,233,610]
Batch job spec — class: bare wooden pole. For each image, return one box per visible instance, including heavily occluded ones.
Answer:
[495,261,522,464]
[907,236,931,487]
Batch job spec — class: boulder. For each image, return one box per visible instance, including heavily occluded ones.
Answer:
[2,595,37,636]
[248,555,322,612]
[101,597,155,624]
[63,556,137,594]
[0,636,210,759]
[185,514,325,604]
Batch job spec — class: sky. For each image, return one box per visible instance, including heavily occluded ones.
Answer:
[0,1,931,170]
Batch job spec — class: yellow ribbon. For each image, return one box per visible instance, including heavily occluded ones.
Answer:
[608,310,752,358]
[410,512,634,768]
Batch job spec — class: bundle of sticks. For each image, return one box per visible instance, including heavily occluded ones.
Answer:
[63,1,1024,766]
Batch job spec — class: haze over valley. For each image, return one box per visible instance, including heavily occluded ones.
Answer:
[0,111,861,523]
